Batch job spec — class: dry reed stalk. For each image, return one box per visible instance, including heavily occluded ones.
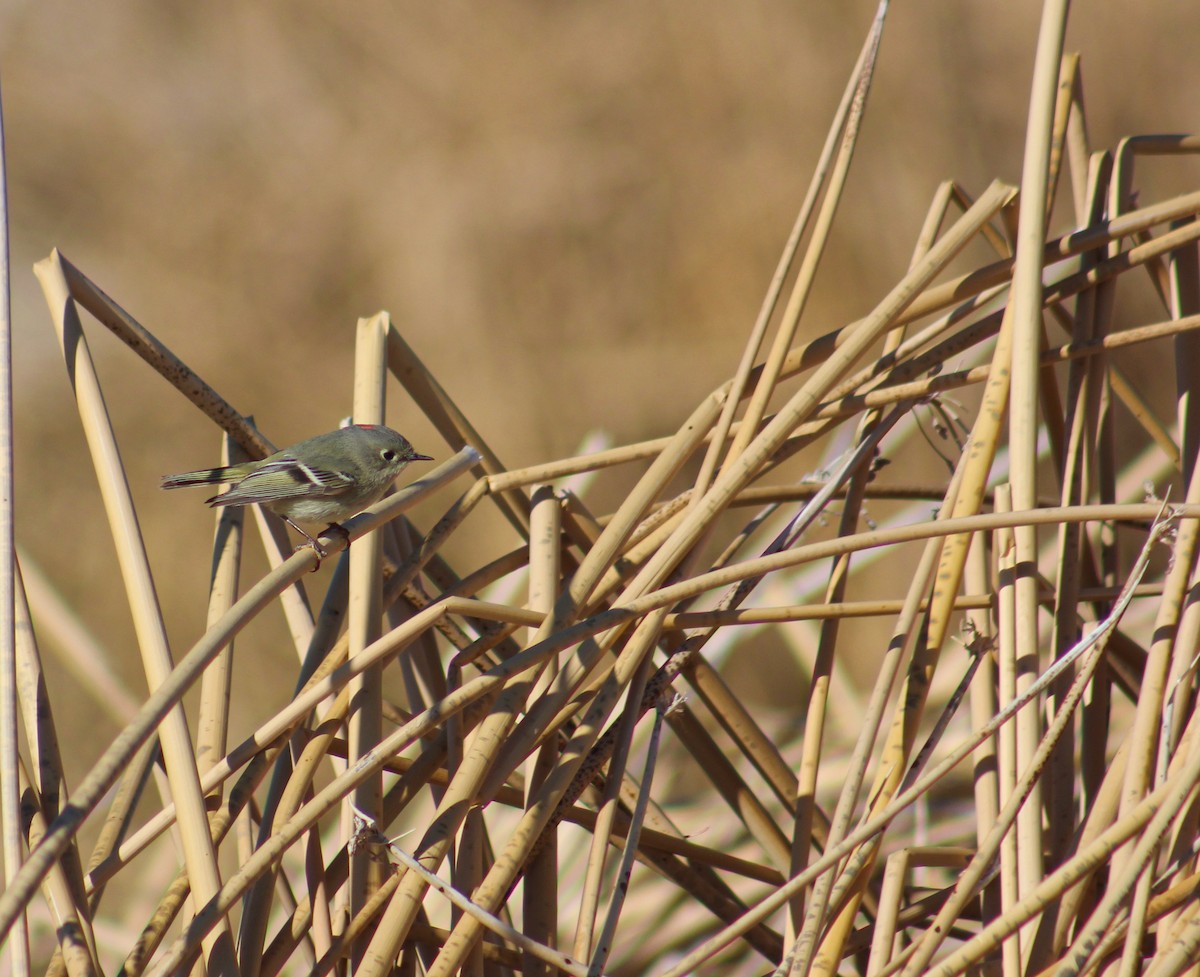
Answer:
[6,6,1200,977]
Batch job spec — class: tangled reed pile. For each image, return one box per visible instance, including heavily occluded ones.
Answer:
[5,11,1200,977]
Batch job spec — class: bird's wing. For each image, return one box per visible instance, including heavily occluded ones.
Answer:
[209,457,354,507]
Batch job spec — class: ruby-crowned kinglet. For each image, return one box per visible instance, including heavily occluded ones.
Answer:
[162,424,432,562]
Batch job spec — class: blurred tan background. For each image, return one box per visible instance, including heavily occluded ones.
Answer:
[5,2,1199,755]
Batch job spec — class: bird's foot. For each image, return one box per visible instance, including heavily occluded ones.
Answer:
[296,540,325,571]
[285,518,343,571]
[325,522,352,546]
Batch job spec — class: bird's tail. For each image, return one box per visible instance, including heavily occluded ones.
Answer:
[161,467,238,490]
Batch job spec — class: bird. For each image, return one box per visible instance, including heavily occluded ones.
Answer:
[161,423,432,564]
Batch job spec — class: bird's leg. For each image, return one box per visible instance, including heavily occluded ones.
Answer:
[284,517,328,570]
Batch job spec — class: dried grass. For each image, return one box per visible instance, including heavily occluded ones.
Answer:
[4,5,1200,977]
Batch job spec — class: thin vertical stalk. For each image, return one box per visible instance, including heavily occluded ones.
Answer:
[1042,151,1111,884]
[1007,12,1075,966]
[964,532,1005,960]
[995,486,1023,977]
[347,314,391,945]
[865,848,911,977]
[525,486,562,977]
[0,79,29,977]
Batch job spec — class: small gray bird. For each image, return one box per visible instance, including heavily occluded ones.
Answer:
[162,424,432,562]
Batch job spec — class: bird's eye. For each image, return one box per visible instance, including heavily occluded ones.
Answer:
[381,449,396,462]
